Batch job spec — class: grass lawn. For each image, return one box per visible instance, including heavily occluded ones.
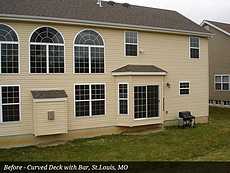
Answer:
[0,106,230,162]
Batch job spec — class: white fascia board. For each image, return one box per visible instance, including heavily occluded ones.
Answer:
[0,14,213,38]
[33,98,67,103]
[112,72,167,76]
[200,20,229,37]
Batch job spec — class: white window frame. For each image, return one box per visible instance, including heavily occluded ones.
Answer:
[73,29,105,74]
[209,100,214,105]
[189,37,200,59]
[179,81,190,96]
[215,100,222,106]
[0,23,20,74]
[133,84,160,120]
[214,75,229,91]
[124,31,138,57]
[74,83,106,118]
[0,85,21,123]
[118,83,129,115]
[224,101,230,107]
[29,26,65,74]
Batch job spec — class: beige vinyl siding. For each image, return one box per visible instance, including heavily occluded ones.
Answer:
[0,20,209,137]
[33,101,67,136]
[207,25,230,102]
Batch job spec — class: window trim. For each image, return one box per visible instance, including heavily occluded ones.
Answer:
[209,100,214,105]
[224,101,230,107]
[73,29,105,74]
[215,100,222,106]
[124,31,139,57]
[29,26,66,74]
[133,84,160,120]
[74,83,106,118]
[0,85,21,124]
[189,37,200,59]
[118,83,129,115]
[0,23,20,74]
[179,81,190,96]
[214,75,230,91]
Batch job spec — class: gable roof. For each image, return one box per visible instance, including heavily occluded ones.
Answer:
[112,65,167,76]
[201,20,230,36]
[0,0,212,37]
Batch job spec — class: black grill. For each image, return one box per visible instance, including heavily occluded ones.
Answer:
[178,111,195,128]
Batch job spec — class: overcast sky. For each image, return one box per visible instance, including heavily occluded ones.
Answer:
[113,0,230,24]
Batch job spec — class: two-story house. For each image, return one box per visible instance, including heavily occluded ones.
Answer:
[201,20,230,108]
[0,0,213,148]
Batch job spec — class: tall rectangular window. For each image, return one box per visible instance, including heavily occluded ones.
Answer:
[180,82,190,95]
[74,30,105,74]
[30,27,65,74]
[119,83,128,115]
[190,37,199,59]
[74,47,89,73]
[134,85,159,119]
[215,75,229,91]
[125,31,138,57]
[75,84,105,117]
[0,24,19,74]
[1,85,20,123]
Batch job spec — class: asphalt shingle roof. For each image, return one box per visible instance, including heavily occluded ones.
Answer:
[112,65,167,73]
[206,21,230,34]
[0,0,210,34]
[31,90,68,99]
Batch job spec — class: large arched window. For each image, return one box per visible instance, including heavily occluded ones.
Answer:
[0,24,19,73]
[74,30,105,74]
[30,27,65,73]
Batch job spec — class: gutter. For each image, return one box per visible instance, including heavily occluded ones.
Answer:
[0,14,214,38]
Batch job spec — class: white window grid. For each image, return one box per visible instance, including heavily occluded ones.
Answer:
[29,42,65,74]
[29,26,65,74]
[189,37,200,59]
[0,85,21,123]
[179,81,190,96]
[74,83,106,117]
[224,101,230,106]
[215,100,222,105]
[134,85,160,120]
[214,75,229,91]
[124,31,138,57]
[73,44,105,74]
[118,83,129,115]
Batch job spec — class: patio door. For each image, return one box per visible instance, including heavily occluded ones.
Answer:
[134,85,159,119]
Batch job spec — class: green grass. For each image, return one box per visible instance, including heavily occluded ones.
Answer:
[1,106,230,161]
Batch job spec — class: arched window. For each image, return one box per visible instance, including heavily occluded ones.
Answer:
[0,24,19,73]
[74,30,105,74]
[30,27,64,73]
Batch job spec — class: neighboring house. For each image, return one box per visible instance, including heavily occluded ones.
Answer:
[201,20,230,108]
[0,0,213,148]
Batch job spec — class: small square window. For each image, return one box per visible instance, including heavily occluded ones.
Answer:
[180,82,190,95]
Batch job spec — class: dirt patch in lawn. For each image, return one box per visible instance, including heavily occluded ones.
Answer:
[37,140,66,148]
[121,127,165,135]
